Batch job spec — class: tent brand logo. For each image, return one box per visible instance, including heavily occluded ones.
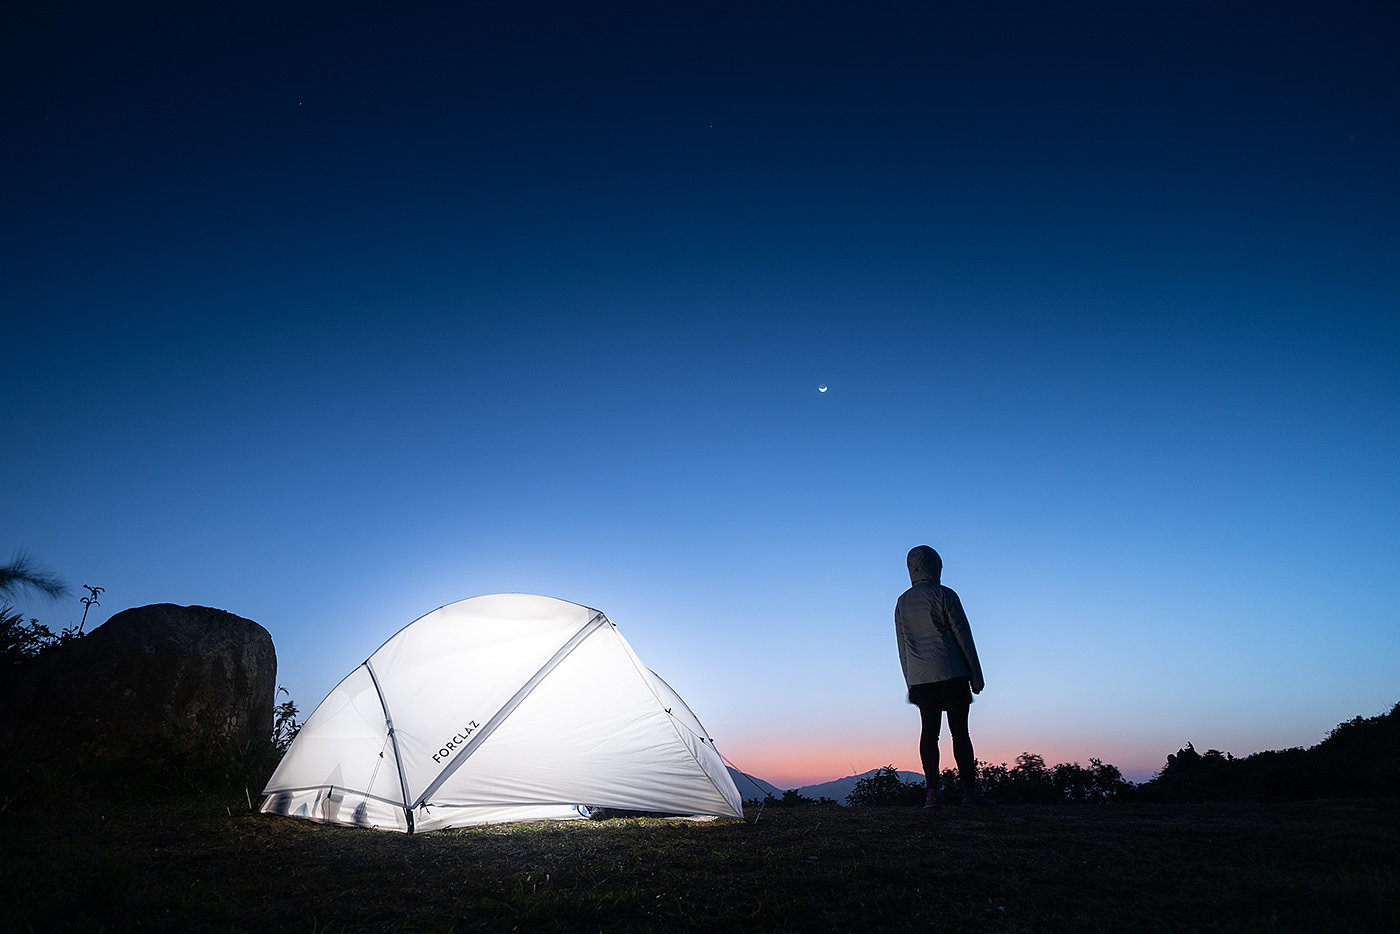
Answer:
[432,721,481,764]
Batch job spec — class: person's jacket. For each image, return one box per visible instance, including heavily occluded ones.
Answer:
[894,548,985,693]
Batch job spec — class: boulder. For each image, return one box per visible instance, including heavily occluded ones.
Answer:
[0,604,276,768]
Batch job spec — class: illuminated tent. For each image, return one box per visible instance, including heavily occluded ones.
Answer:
[260,593,744,832]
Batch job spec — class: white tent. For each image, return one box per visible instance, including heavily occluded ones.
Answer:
[260,593,744,832]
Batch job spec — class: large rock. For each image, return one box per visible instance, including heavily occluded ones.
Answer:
[0,604,276,768]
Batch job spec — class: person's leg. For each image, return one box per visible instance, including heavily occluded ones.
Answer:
[917,702,943,782]
[945,701,976,791]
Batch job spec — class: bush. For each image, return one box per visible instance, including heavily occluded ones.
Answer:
[1,606,84,666]
[845,766,925,806]
[1136,703,1400,802]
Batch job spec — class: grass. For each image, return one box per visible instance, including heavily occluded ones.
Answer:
[2,796,1396,932]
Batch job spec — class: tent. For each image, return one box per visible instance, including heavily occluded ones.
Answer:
[260,593,744,832]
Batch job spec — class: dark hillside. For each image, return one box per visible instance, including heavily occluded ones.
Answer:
[1140,703,1400,802]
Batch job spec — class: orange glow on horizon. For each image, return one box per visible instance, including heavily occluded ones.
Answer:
[723,736,1165,789]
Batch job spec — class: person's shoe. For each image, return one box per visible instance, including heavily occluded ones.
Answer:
[923,791,942,809]
[960,789,996,807]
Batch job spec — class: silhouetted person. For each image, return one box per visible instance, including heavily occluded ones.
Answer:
[895,545,994,807]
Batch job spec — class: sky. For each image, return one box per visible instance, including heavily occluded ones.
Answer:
[4,1,1397,787]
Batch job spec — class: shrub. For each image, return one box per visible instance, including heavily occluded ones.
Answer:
[846,766,925,806]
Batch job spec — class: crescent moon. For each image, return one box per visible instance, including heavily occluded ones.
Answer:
[818,385,828,392]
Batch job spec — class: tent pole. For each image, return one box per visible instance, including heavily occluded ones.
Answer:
[366,660,415,834]
[411,612,609,808]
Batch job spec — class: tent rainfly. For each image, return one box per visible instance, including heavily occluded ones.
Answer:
[260,593,744,832]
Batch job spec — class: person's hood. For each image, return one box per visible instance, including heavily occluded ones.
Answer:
[907,545,942,585]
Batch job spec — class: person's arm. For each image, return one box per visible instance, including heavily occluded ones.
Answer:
[945,588,984,693]
[894,605,911,683]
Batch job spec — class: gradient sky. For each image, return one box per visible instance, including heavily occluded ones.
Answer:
[5,1,1397,787]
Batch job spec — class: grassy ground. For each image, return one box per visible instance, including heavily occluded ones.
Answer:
[2,796,1396,932]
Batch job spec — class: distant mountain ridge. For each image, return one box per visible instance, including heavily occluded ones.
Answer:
[726,767,781,801]
[727,766,923,805]
[795,768,924,804]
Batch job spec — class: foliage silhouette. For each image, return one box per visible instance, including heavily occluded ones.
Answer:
[845,765,926,806]
[1,552,81,666]
[0,551,68,601]
[772,788,838,807]
[1,609,87,666]
[1,553,90,668]
[743,788,839,807]
[271,687,302,753]
[1137,703,1400,802]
